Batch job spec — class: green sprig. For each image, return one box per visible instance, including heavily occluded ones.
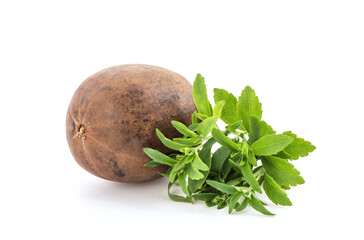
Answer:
[144,74,316,215]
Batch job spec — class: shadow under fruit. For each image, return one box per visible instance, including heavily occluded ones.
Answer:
[66,64,196,183]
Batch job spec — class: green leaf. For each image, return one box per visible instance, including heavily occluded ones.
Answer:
[196,117,218,137]
[186,163,204,180]
[188,123,199,131]
[193,193,219,201]
[205,201,219,207]
[211,195,226,205]
[205,201,216,207]
[144,160,161,167]
[213,100,226,117]
[275,150,292,159]
[178,171,190,197]
[146,80,315,215]
[172,137,200,146]
[248,116,261,144]
[229,158,241,173]
[179,147,195,155]
[229,192,244,214]
[249,116,275,144]
[192,154,209,171]
[199,138,215,167]
[240,161,262,193]
[252,165,263,174]
[259,119,275,137]
[226,176,245,186]
[217,201,228,210]
[206,180,239,194]
[211,146,231,172]
[249,194,275,215]
[194,112,209,120]
[250,134,294,156]
[261,156,305,186]
[193,74,212,117]
[172,155,194,172]
[191,111,198,124]
[169,170,178,184]
[213,88,240,124]
[263,174,292,206]
[156,129,187,151]
[237,86,262,132]
[235,197,250,212]
[211,128,240,152]
[226,120,244,132]
[242,141,249,156]
[143,148,177,167]
[247,150,257,166]
[168,182,193,203]
[221,159,233,179]
[171,121,199,138]
[188,138,215,192]
[259,199,268,206]
[283,131,316,160]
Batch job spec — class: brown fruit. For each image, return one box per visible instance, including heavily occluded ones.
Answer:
[66,64,196,183]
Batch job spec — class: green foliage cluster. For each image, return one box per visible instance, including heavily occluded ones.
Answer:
[144,74,316,215]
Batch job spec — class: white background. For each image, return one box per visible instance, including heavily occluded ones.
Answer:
[1,0,363,239]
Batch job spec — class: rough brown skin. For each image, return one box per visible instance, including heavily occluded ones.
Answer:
[66,64,196,183]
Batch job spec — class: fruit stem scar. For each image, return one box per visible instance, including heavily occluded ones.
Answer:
[77,124,86,138]
[73,123,87,139]
[76,123,87,152]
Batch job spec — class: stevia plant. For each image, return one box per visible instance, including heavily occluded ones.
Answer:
[143,74,316,215]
